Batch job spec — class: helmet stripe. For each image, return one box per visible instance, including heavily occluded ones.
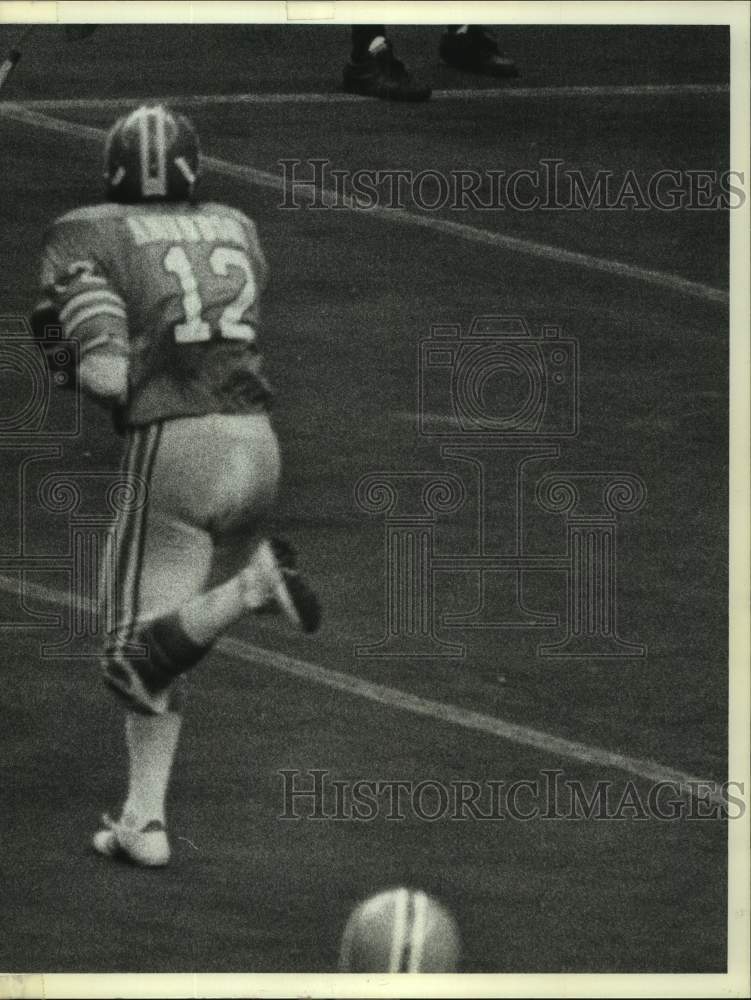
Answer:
[174,156,196,187]
[388,887,410,973]
[138,106,167,198]
[106,104,198,202]
[407,890,428,972]
[136,108,149,194]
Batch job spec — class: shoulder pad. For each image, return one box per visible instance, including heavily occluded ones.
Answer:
[201,201,253,228]
[54,203,127,227]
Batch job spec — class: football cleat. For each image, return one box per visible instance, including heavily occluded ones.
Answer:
[104,104,200,203]
[101,654,172,716]
[246,537,321,633]
[343,38,431,102]
[439,27,518,78]
[92,812,170,867]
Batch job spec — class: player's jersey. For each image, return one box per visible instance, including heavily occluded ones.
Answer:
[40,201,272,426]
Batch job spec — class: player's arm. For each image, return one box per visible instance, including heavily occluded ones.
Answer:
[40,216,129,404]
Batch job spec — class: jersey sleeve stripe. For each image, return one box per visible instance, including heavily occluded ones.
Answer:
[79,335,129,359]
[65,303,127,338]
[78,332,115,356]
[51,273,110,297]
[78,330,129,359]
[59,288,126,324]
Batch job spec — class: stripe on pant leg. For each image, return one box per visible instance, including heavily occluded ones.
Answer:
[106,423,162,668]
[129,421,162,635]
[105,427,146,646]
[117,422,161,658]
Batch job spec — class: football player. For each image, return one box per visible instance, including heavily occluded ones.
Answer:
[35,104,320,867]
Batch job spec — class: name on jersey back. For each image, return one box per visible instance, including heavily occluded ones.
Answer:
[126,213,246,247]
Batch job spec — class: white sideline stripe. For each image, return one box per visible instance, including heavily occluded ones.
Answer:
[0,102,728,307]
[0,573,726,805]
[10,82,729,111]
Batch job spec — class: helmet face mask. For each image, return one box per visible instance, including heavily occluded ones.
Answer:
[104,105,200,204]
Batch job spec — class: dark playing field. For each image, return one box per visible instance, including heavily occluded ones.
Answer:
[0,24,730,976]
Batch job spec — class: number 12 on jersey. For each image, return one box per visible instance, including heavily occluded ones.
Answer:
[164,244,257,343]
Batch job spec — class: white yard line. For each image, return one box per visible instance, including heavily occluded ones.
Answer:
[0,573,726,804]
[0,102,729,306]
[11,82,729,111]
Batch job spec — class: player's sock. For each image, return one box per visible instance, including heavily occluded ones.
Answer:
[122,709,181,826]
[367,35,388,56]
[142,556,269,666]
[140,608,216,682]
[129,548,275,693]
[172,563,270,648]
[351,25,387,61]
[181,575,247,644]
[156,540,320,647]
